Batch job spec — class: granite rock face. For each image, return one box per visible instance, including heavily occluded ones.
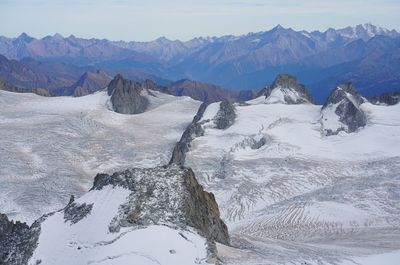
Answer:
[169,102,208,165]
[215,100,236,130]
[262,74,315,104]
[93,165,230,245]
[322,83,367,135]
[107,74,149,114]
[0,213,40,265]
[0,165,230,264]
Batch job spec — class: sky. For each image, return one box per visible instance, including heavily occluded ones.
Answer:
[1,0,399,41]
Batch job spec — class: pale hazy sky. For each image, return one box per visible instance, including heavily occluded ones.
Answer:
[1,0,399,41]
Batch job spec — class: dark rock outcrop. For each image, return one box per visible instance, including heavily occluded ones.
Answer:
[169,102,208,165]
[215,100,236,129]
[0,213,40,265]
[322,83,367,135]
[107,74,149,114]
[262,74,315,104]
[92,165,230,245]
[370,91,400,105]
[63,201,93,224]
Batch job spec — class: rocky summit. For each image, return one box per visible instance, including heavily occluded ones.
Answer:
[107,74,150,114]
[0,165,229,265]
[262,74,315,104]
[321,83,367,135]
[91,165,230,245]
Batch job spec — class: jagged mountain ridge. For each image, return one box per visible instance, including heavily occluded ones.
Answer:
[258,74,315,104]
[1,24,396,63]
[0,23,399,102]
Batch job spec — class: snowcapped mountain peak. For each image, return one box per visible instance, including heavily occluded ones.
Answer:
[336,23,398,41]
[259,74,314,104]
[321,83,367,135]
[324,82,366,107]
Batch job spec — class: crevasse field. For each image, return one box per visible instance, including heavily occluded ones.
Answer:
[185,97,400,264]
[1,88,400,264]
[0,90,200,224]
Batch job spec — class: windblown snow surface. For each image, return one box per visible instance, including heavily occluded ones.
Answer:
[0,90,201,224]
[185,97,400,264]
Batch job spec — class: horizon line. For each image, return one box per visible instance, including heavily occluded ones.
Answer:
[2,22,398,43]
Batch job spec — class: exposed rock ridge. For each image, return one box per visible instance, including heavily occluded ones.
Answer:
[92,165,230,246]
[0,165,230,264]
[214,100,236,129]
[169,102,208,165]
[262,74,315,104]
[107,74,149,114]
[0,213,41,265]
[321,83,367,135]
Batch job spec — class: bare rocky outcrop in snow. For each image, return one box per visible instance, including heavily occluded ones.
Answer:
[107,74,149,114]
[261,74,315,104]
[94,165,230,245]
[0,165,229,264]
[63,196,93,225]
[169,102,208,165]
[321,83,367,135]
[0,213,41,265]
[215,100,236,130]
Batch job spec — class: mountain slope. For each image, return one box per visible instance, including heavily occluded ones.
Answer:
[0,89,201,223]
[180,84,400,264]
[1,23,399,101]
[1,165,230,265]
[168,79,256,103]
[71,70,112,97]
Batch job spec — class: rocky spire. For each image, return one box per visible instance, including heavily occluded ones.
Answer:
[262,74,314,104]
[107,74,149,114]
[321,83,367,135]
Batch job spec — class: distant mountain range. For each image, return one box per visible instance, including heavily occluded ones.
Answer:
[0,23,399,102]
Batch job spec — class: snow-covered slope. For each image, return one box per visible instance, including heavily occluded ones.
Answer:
[184,96,400,264]
[1,165,229,265]
[0,89,201,223]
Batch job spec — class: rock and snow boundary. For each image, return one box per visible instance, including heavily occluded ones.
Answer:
[1,166,229,265]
